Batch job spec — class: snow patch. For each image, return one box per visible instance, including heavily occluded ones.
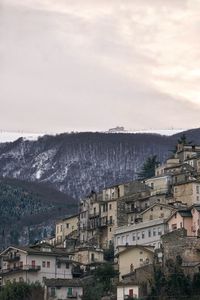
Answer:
[0,131,43,143]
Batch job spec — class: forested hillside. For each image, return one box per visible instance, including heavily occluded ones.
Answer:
[0,178,77,249]
[0,129,200,200]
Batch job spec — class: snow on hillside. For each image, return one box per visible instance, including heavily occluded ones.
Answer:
[106,128,185,136]
[0,128,186,143]
[0,131,43,143]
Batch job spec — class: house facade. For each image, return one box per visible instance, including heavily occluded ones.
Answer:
[114,218,167,250]
[56,214,78,245]
[44,278,83,300]
[116,245,154,280]
[0,244,73,286]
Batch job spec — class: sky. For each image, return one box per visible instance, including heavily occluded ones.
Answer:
[1,0,200,133]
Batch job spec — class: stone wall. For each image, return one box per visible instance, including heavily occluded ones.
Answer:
[161,228,200,266]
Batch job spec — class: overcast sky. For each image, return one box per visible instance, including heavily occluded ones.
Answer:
[1,0,200,133]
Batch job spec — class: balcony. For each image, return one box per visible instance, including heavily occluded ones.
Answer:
[126,207,141,214]
[88,212,99,219]
[3,253,20,262]
[67,292,78,298]
[0,265,41,276]
[72,266,83,278]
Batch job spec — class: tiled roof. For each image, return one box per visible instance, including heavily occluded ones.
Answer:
[178,210,192,217]
[44,278,83,287]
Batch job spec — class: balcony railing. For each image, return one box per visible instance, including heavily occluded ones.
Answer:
[3,253,20,262]
[67,292,78,298]
[88,212,99,218]
[0,265,41,275]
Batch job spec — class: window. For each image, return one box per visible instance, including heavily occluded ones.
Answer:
[158,228,162,235]
[109,204,112,210]
[151,183,154,189]
[31,260,35,268]
[66,262,70,269]
[126,235,129,244]
[142,231,145,239]
[68,288,73,297]
[197,196,200,202]
[140,251,143,255]
[50,288,56,297]
[60,225,63,232]
[110,228,112,232]
[129,289,133,297]
[150,215,153,220]
[160,206,163,210]
[47,261,50,268]
[91,253,95,262]
[132,234,135,241]
[172,224,177,230]
[140,258,143,262]
[153,228,156,236]
[42,261,46,268]
[57,262,61,269]
[148,230,151,237]
[197,186,200,194]
[66,223,69,229]
[137,234,140,240]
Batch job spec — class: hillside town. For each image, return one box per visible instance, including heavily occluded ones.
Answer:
[1,140,200,299]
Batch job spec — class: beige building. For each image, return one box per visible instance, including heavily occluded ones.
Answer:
[44,278,83,300]
[173,181,200,206]
[140,203,175,222]
[116,245,154,280]
[145,175,172,196]
[72,247,104,266]
[155,158,180,176]
[176,144,200,163]
[0,244,73,286]
[56,214,78,245]
[79,185,125,249]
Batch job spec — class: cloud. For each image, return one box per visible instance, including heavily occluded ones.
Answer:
[0,0,200,132]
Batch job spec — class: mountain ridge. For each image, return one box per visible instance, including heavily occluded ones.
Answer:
[0,128,200,200]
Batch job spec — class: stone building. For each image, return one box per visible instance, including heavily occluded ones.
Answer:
[56,214,79,245]
[173,180,200,206]
[161,229,200,276]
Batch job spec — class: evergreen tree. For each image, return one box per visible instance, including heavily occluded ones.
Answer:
[137,155,159,180]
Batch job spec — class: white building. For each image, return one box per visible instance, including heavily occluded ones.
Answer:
[0,244,74,286]
[44,278,83,300]
[114,218,168,250]
[117,283,140,299]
